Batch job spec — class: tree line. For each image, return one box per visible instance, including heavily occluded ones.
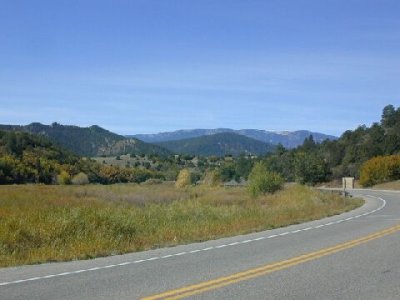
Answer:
[260,104,400,185]
[1,104,399,187]
[0,130,163,185]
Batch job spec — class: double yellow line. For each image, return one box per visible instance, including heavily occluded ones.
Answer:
[142,224,400,300]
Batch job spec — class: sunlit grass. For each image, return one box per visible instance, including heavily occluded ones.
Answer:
[0,183,363,267]
[372,180,400,190]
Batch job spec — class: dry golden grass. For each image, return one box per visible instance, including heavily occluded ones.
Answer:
[0,183,363,267]
[372,180,400,190]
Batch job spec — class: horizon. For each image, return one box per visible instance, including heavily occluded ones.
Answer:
[1,120,360,138]
[1,1,399,136]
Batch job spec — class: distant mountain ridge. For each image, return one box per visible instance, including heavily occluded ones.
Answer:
[132,129,337,149]
[156,132,275,157]
[0,123,170,157]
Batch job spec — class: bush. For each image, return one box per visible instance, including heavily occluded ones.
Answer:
[359,155,400,187]
[175,169,192,188]
[247,162,284,197]
[294,152,330,185]
[202,170,221,186]
[71,172,90,185]
[57,170,71,185]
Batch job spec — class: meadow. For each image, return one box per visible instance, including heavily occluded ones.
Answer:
[0,183,363,267]
[372,180,400,190]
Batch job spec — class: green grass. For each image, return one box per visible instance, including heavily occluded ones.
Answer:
[0,183,363,267]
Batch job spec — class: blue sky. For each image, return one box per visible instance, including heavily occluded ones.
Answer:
[1,0,399,136]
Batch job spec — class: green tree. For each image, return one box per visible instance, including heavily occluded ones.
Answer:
[294,152,330,185]
[235,154,253,180]
[219,162,236,182]
[247,162,284,197]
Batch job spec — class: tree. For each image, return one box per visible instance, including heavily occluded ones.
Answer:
[381,104,396,128]
[294,152,330,185]
[301,135,317,152]
[264,151,295,182]
[175,169,192,188]
[202,169,221,186]
[57,170,71,185]
[71,172,90,185]
[218,162,236,182]
[359,155,400,187]
[235,154,253,180]
[247,162,284,197]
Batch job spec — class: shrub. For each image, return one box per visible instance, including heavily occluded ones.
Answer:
[57,170,71,185]
[71,172,90,185]
[247,162,284,197]
[202,170,221,186]
[175,169,192,188]
[294,152,329,185]
[359,155,400,187]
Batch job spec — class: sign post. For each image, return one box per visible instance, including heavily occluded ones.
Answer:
[342,177,355,205]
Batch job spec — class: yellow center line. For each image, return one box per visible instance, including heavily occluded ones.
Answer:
[142,224,400,300]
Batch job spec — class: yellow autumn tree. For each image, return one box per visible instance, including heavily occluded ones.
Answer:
[359,155,400,187]
[175,169,192,188]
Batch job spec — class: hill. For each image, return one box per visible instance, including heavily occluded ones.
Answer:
[156,132,275,156]
[0,123,170,157]
[132,129,336,148]
[262,104,400,184]
[0,129,80,184]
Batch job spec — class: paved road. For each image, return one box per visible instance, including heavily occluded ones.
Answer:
[1,189,399,299]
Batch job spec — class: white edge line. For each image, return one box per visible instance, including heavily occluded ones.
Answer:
[0,194,386,287]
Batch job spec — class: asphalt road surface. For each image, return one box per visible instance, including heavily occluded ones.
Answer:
[1,189,399,299]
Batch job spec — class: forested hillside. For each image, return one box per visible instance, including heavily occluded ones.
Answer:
[1,104,398,186]
[134,128,336,148]
[0,123,170,157]
[264,104,400,184]
[0,130,163,184]
[0,130,80,184]
[157,132,275,156]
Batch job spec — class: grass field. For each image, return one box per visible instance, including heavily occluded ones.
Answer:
[373,180,400,190]
[0,183,363,267]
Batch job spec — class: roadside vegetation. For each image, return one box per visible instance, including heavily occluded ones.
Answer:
[359,155,400,187]
[0,183,362,267]
[0,104,397,268]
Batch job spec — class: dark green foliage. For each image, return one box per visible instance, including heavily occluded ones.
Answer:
[156,132,275,157]
[0,123,170,157]
[235,154,254,180]
[0,130,79,184]
[0,130,164,185]
[247,162,284,197]
[263,104,400,184]
[1,104,399,187]
[219,162,237,182]
[264,149,295,182]
[294,152,330,185]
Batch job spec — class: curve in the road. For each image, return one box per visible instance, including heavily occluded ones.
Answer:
[0,194,386,287]
[143,223,400,300]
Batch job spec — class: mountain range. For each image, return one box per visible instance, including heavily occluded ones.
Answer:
[0,123,337,158]
[132,129,337,149]
[0,123,170,157]
[156,132,276,157]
